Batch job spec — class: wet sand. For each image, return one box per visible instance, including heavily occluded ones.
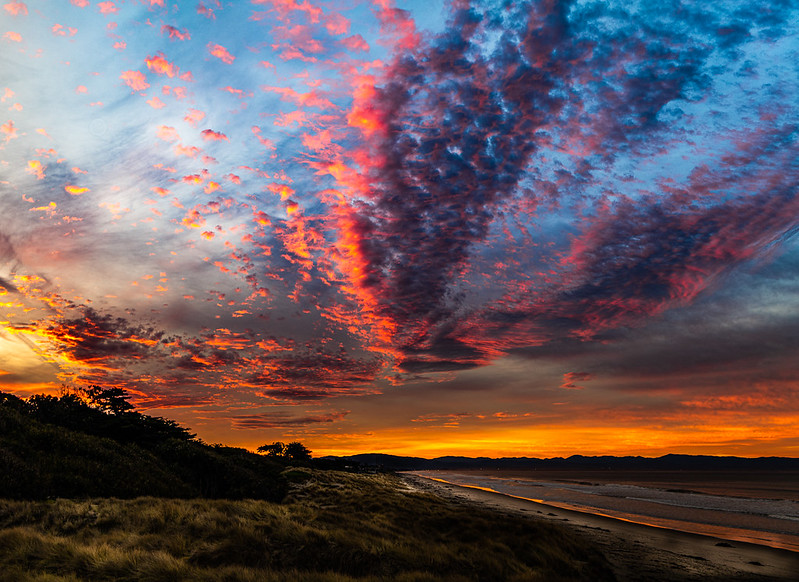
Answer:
[402,473,799,581]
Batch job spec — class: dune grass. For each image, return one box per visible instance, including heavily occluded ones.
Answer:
[0,469,614,581]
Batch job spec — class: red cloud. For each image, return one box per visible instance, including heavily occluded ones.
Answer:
[341,34,369,52]
[561,372,594,390]
[161,25,190,40]
[201,129,229,142]
[207,43,235,64]
[323,12,350,36]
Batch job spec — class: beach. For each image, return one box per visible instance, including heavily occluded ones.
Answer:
[403,473,799,581]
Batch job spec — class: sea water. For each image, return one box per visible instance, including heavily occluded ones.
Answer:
[415,469,799,552]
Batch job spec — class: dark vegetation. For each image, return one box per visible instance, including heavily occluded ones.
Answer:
[258,440,312,461]
[0,387,617,580]
[0,470,615,581]
[0,387,287,501]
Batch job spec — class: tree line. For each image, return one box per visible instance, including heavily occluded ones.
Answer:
[0,386,317,500]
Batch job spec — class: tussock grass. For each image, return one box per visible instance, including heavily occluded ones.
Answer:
[0,470,614,581]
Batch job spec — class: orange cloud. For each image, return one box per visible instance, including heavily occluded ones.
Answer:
[181,174,203,184]
[173,144,201,158]
[267,182,294,200]
[184,108,205,126]
[156,125,180,142]
[120,70,149,92]
[29,201,57,215]
[26,160,44,179]
[201,129,229,142]
[146,96,166,109]
[252,210,270,227]
[1,120,17,141]
[145,52,179,77]
[3,2,27,16]
[207,43,235,64]
[4,31,23,43]
[262,86,335,110]
[64,185,89,195]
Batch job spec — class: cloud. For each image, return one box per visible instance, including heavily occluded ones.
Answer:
[560,372,593,390]
[231,409,349,429]
[249,349,385,400]
[318,0,799,373]
[162,25,190,41]
[207,43,235,64]
[120,70,149,92]
[3,2,27,16]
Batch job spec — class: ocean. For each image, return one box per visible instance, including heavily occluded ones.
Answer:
[415,469,799,552]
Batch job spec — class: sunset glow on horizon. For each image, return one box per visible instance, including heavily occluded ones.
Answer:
[2,0,799,458]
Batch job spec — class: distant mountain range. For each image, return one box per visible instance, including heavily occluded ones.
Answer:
[323,453,799,471]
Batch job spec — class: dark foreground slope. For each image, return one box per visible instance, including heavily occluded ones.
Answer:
[0,469,615,582]
[0,391,286,501]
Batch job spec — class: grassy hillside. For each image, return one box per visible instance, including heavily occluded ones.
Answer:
[0,469,615,581]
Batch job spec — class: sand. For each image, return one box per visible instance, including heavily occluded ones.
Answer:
[402,473,799,582]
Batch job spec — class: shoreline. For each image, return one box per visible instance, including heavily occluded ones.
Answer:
[402,473,799,581]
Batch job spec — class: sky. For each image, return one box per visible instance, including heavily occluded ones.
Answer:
[1,0,798,458]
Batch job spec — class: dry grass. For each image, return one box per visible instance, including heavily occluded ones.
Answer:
[0,470,614,581]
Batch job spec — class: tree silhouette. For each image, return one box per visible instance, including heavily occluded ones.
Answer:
[257,441,287,457]
[257,441,312,461]
[82,385,134,414]
[284,441,312,461]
